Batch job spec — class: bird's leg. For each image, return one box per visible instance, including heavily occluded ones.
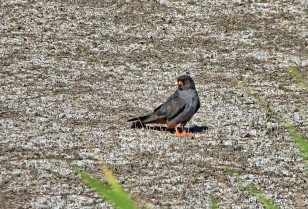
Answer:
[175,127,187,137]
[182,123,193,136]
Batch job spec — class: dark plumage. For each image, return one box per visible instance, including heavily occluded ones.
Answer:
[128,74,200,136]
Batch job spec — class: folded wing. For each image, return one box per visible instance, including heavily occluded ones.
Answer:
[128,93,186,124]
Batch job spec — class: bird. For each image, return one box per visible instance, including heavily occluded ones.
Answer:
[127,74,200,136]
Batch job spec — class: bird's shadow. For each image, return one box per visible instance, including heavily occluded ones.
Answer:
[130,122,208,133]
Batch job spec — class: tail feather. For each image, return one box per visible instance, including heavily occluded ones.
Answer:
[128,115,151,129]
[127,114,160,128]
[127,115,150,123]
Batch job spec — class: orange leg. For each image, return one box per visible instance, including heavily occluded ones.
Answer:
[185,127,193,136]
[175,127,192,137]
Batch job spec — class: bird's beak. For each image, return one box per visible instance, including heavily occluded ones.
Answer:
[178,80,184,86]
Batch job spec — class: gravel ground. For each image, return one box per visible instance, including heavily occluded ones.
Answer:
[1,0,307,208]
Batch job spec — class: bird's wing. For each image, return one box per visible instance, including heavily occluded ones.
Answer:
[154,93,186,119]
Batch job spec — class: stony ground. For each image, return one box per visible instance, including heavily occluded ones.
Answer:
[1,0,307,208]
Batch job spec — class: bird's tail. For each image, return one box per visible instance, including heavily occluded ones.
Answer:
[127,115,149,122]
[127,115,158,128]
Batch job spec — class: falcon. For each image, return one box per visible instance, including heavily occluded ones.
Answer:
[128,74,200,136]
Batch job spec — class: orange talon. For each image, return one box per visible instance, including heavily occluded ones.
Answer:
[175,127,192,137]
[186,131,193,136]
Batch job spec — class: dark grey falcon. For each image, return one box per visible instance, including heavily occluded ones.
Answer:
[128,74,200,136]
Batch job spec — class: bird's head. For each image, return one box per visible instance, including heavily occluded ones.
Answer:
[177,75,196,90]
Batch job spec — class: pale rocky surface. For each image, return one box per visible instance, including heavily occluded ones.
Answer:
[0,0,307,209]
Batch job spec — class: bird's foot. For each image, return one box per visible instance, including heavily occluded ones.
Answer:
[175,128,193,137]
[176,131,187,137]
[185,131,193,136]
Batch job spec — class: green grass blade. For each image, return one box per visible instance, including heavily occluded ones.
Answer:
[229,168,280,209]
[246,185,279,209]
[76,168,113,200]
[288,66,308,89]
[236,80,307,169]
[235,79,307,205]
[287,66,308,174]
[285,122,308,161]
[210,196,219,209]
[75,167,139,209]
